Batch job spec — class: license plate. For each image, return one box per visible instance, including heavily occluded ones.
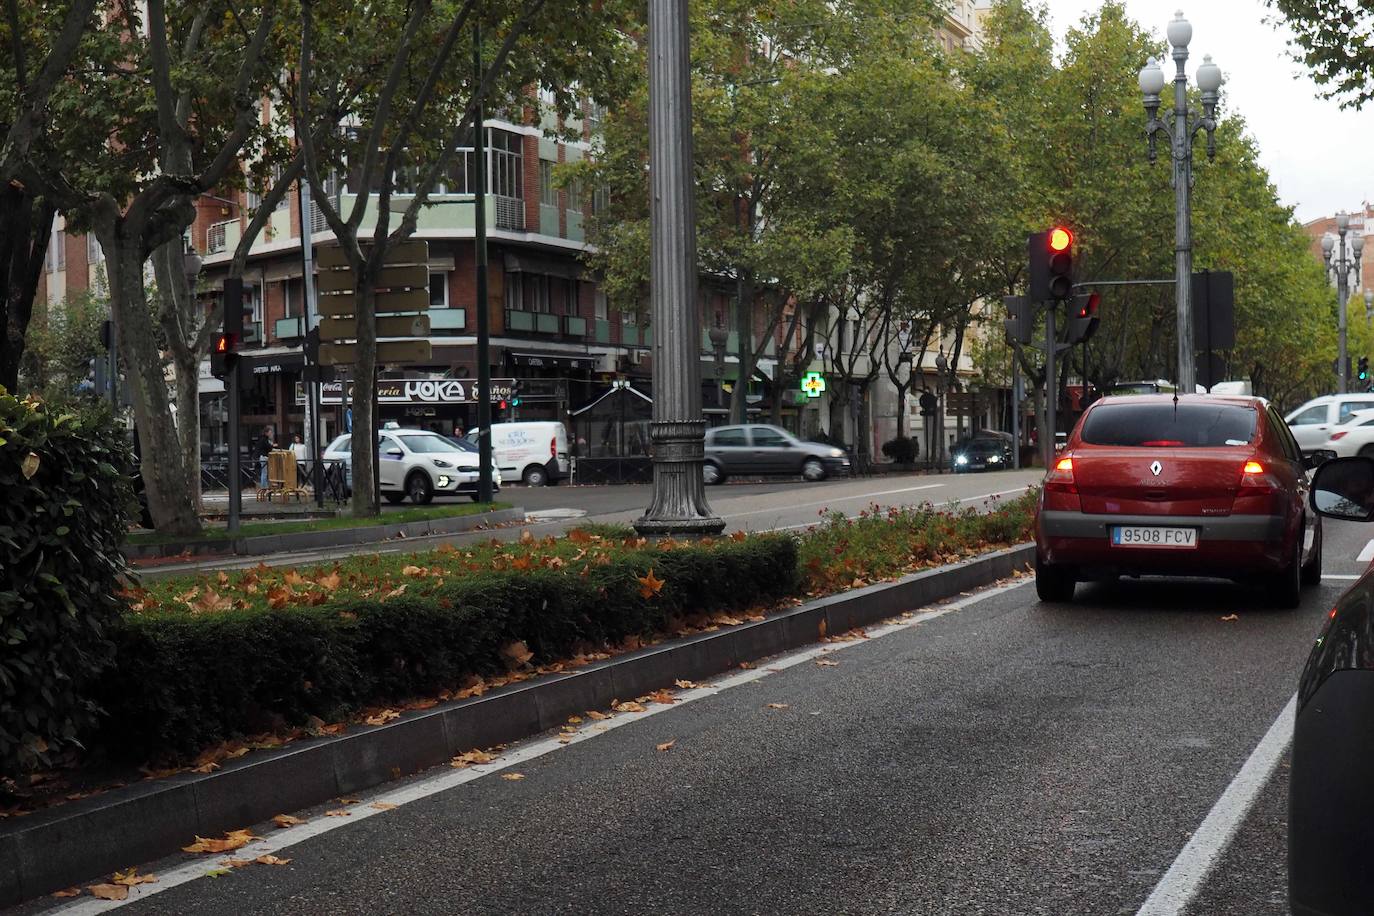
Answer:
[1110,526,1198,549]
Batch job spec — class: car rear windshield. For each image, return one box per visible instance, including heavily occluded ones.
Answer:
[1080,402,1256,447]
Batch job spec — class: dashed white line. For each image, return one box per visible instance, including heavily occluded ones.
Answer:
[52,578,1030,913]
[1358,539,1374,563]
[1134,693,1296,916]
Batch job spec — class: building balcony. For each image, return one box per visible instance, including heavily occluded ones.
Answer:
[594,318,611,344]
[207,219,240,255]
[563,315,587,337]
[430,308,466,334]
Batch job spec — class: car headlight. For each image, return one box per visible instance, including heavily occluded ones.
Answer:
[828,448,844,458]
[432,458,453,469]
[437,475,451,487]
[955,455,968,465]
[988,455,1000,463]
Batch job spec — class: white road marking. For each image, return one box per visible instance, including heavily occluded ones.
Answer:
[1134,693,1297,916]
[1358,539,1374,563]
[721,482,945,519]
[53,578,1030,913]
[1323,574,1360,581]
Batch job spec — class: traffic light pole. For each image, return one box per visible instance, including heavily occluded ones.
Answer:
[473,24,494,503]
[1044,306,1057,470]
[223,278,244,535]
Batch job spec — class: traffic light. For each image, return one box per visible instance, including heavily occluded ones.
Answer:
[209,332,239,379]
[1028,226,1075,302]
[510,379,523,408]
[1065,292,1100,345]
[1360,356,1369,384]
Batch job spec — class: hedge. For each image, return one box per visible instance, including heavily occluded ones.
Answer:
[0,390,132,776]
[97,535,799,761]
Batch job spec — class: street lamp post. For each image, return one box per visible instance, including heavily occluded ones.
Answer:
[1322,217,1364,392]
[1364,288,1373,328]
[1139,12,1223,393]
[709,318,728,409]
[935,349,948,466]
[635,0,723,537]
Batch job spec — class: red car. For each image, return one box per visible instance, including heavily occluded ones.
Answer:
[1033,394,1322,607]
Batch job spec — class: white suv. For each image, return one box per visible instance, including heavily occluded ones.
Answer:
[1286,394,1374,455]
[323,429,502,504]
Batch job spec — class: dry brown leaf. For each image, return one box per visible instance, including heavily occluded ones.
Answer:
[336,797,360,804]
[818,618,828,639]
[222,858,254,868]
[182,829,258,854]
[51,887,81,898]
[765,703,790,710]
[112,867,157,886]
[451,749,497,768]
[255,855,292,866]
[655,740,676,752]
[20,451,40,480]
[646,689,677,705]
[500,640,534,668]
[1220,613,1239,622]
[567,715,583,724]
[739,661,755,670]
[89,884,128,901]
[271,814,304,829]
[586,710,611,720]
[612,700,647,713]
[815,658,839,668]
[364,709,400,727]
[325,809,351,817]
[501,773,525,781]
[369,802,397,811]
[637,568,665,599]
[674,679,700,689]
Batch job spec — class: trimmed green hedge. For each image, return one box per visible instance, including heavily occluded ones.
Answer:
[0,391,132,776]
[96,535,799,761]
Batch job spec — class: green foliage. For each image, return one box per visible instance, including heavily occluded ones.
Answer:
[881,437,919,463]
[0,389,133,776]
[1267,0,1374,108]
[98,535,799,761]
[18,289,109,403]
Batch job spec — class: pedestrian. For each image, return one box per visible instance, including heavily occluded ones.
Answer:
[453,420,465,439]
[256,425,276,489]
[290,433,309,480]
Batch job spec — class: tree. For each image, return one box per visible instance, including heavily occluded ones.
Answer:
[1268,0,1374,108]
[293,0,634,517]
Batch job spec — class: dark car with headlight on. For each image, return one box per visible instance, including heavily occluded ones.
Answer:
[951,434,1013,472]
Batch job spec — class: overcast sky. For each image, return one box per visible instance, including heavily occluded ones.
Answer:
[1038,0,1374,224]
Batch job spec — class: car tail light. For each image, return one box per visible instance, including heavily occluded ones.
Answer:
[551,436,557,458]
[1045,456,1077,494]
[1240,458,1278,492]
[1331,431,1349,441]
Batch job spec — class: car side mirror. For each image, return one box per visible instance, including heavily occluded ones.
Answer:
[384,447,403,457]
[1311,457,1374,521]
[1302,452,1326,471]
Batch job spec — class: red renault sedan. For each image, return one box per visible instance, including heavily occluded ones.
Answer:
[1033,394,1322,606]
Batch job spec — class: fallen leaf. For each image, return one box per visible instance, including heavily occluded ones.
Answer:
[20,451,40,480]
[567,715,583,725]
[204,868,231,878]
[402,565,425,577]
[815,658,839,668]
[586,710,611,721]
[646,689,677,705]
[1220,613,1239,622]
[674,679,700,689]
[765,703,790,710]
[451,749,497,768]
[364,709,400,726]
[655,740,676,752]
[500,640,534,668]
[325,809,351,817]
[221,858,254,868]
[255,855,292,866]
[637,568,665,599]
[612,700,647,713]
[113,867,157,887]
[182,829,258,854]
[51,888,81,898]
[369,802,397,811]
[501,772,525,781]
[818,618,828,639]
[89,884,128,901]
[192,761,220,774]
[271,814,304,829]
[739,661,755,670]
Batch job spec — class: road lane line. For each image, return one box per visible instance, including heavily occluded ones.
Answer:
[52,578,1030,914]
[1324,574,1360,580]
[1134,692,1297,916]
[1359,539,1374,563]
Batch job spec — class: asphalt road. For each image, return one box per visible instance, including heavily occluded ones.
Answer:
[46,502,1374,915]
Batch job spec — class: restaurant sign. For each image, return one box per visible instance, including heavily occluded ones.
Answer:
[318,377,515,405]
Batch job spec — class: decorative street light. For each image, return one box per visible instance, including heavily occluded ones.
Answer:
[708,318,728,409]
[635,0,723,536]
[1139,11,1223,393]
[1365,288,1373,327]
[1322,218,1364,392]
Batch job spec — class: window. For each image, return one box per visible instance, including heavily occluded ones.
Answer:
[1338,401,1374,421]
[247,284,263,326]
[592,183,610,216]
[47,222,65,272]
[87,235,103,264]
[525,274,551,313]
[587,101,606,134]
[505,272,523,311]
[1268,407,1302,462]
[273,165,289,209]
[1288,405,1327,426]
[282,279,293,318]
[539,160,557,207]
[1080,403,1257,447]
[594,289,608,320]
[488,129,524,199]
[711,428,747,447]
[429,272,448,308]
[567,176,583,211]
[751,428,790,448]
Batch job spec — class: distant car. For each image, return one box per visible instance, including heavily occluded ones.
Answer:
[1286,393,1374,455]
[1291,456,1374,915]
[323,429,501,504]
[1033,394,1321,607]
[702,424,850,485]
[463,421,569,487]
[1315,407,1374,460]
[950,435,1014,472]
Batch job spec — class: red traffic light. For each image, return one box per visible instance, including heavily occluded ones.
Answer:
[497,399,508,410]
[1074,292,1100,319]
[1049,227,1073,252]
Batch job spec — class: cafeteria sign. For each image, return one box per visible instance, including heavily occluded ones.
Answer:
[319,378,515,405]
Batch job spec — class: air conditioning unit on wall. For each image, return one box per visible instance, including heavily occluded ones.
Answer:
[597,353,618,373]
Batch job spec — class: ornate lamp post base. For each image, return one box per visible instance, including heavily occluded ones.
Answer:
[635,420,724,536]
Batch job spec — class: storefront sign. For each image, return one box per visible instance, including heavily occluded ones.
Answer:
[801,372,827,398]
[318,377,515,405]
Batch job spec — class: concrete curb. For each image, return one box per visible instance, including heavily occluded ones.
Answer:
[0,542,1034,906]
[125,507,526,561]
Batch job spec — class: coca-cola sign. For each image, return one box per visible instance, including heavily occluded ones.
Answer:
[319,377,514,405]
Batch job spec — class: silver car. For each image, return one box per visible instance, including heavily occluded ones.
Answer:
[702,424,850,485]
[322,429,502,504]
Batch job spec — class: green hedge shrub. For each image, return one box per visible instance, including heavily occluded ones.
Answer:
[96,535,798,761]
[0,390,133,776]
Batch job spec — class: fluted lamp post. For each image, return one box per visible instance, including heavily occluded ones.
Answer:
[1364,288,1372,327]
[1139,11,1223,393]
[635,0,724,536]
[1322,217,1364,392]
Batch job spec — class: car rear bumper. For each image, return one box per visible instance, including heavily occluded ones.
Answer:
[1291,669,1374,916]
[1036,510,1288,573]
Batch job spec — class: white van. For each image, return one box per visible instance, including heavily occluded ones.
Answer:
[465,421,569,486]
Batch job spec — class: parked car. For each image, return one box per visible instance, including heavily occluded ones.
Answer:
[1315,407,1374,460]
[702,424,850,485]
[323,429,501,504]
[950,434,1014,472]
[463,421,569,486]
[1291,456,1374,915]
[1286,393,1374,455]
[1033,394,1321,607]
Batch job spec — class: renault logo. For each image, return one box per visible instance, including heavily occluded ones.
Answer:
[1150,460,1162,476]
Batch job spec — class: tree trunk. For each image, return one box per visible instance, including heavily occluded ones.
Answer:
[896,384,908,439]
[352,283,379,517]
[0,185,53,392]
[104,231,201,536]
[730,269,754,424]
[152,239,205,511]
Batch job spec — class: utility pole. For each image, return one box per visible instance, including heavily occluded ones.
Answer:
[473,24,494,502]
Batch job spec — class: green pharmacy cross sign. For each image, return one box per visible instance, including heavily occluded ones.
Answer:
[801,372,827,398]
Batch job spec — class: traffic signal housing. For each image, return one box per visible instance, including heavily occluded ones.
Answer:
[1360,356,1370,385]
[1065,292,1100,345]
[1028,226,1076,302]
[510,379,523,408]
[209,332,239,379]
